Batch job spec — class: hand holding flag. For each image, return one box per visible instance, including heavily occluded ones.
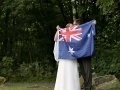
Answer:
[93,20,96,25]
[56,25,60,30]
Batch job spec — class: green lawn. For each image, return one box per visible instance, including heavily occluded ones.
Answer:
[1,83,120,90]
[0,83,54,90]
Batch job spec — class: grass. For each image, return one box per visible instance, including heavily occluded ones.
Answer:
[0,83,120,90]
[0,83,54,90]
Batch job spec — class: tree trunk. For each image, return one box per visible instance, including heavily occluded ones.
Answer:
[3,9,10,56]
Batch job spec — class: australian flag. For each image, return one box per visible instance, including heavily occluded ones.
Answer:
[58,20,96,60]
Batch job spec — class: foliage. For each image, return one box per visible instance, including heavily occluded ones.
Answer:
[92,0,120,80]
[0,0,58,82]
[0,56,14,81]
[93,43,120,79]
[96,0,117,15]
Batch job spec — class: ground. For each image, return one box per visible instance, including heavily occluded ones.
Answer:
[0,83,120,90]
[0,83,54,90]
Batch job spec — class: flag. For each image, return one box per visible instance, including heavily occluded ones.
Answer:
[58,20,96,60]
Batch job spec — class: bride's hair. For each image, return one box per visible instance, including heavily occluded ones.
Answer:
[65,23,73,28]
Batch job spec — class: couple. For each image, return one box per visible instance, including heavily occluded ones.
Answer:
[54,19,96,90]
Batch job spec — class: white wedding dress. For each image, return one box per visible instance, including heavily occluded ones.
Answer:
[53,33,80,90]
[54,59,80,90]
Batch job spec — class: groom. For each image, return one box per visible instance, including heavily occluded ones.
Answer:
[73,19,96,90]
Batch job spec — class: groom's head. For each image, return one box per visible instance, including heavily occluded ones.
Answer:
[73,19,81,25]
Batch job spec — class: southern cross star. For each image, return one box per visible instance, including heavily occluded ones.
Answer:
[87,33,91,37]
[68,46,75,55]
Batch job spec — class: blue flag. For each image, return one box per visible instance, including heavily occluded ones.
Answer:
[58,20,96,60]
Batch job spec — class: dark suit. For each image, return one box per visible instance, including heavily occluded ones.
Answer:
[77,56,92,90]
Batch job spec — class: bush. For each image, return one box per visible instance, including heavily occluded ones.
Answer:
[16,56,56,82]
[0,56,14,81]
[93,43,120,80]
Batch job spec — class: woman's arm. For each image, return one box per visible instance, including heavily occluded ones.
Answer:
[54,25,60,41]
[54,31,58,41]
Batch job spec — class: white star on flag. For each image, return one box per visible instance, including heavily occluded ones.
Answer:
[68,46,75,55]
[92,30,94,35]
[87,33,91,37]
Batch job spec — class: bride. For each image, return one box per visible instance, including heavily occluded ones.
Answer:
[53,24,80,90]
